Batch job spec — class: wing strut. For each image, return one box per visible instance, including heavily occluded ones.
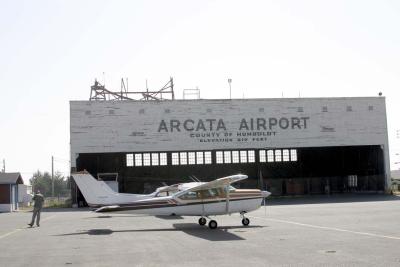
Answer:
[201,191,205,216]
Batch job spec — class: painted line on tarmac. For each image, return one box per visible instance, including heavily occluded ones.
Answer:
[0,214,57,240]
[249,215,400,241]
[0,228,23,240]
[41,214,57,223]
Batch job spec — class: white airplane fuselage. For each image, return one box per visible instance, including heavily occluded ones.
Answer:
[105,198,263,216]
[96,189,267,216]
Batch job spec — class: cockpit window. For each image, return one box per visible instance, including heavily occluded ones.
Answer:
[179,191,198,200]
[155,189,178,197]
[155,191,169,197]
[178,188,228,200]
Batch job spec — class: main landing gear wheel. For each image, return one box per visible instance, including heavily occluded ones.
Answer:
[208,220,218,229]
[198,217,207,226]
[242,218,250,226]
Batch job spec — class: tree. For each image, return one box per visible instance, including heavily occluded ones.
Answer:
[30,171,69,197]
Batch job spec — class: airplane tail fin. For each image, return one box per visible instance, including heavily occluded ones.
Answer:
[72,172,149,206]
[72,172,118,206]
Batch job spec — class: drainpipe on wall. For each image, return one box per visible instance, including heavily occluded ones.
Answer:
[9,184,12,212]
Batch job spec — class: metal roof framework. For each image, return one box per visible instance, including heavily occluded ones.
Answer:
[89,77,175,101]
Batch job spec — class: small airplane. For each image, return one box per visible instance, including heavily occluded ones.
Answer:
[72,172,271,229]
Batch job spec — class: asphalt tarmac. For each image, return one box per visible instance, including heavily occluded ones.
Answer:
[1,194,400,267]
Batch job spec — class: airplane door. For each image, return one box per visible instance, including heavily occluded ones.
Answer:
[199,190,213,216]
[200,189,226,215]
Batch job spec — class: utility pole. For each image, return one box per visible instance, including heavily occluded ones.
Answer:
[51,156,54,198]
[2,159,5,173]
[228,78,232,99]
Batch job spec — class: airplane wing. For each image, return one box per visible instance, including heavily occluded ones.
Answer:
[176,174,247,195]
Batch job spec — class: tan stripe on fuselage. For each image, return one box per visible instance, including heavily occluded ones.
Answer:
[230,189,262,199]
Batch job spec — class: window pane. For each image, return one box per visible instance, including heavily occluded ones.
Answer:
[135,154,142,166]
[126,154,134,167]
[216,151,223,164]
[143,153,151,166]
[267,150,274,162]
[224,151,231,164]
[180,152,187,165]
[172,153,179,165]
[196,152,204,164]
[160,153,167,165]
[290,149,297,161]
[282,149,290,162]
[240,151,247,163]
[151,153,159,166]
[275,150,282,162]
[204,151,212,164]
[188,152,196,165]
[259,150,266,162]
[248,150,255,163]
[232,151,239,163]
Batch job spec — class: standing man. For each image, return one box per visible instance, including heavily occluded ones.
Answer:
[28,190,45,227]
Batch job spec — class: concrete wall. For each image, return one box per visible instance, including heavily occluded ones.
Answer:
[18,184,32,204]
[71,97,388,153]
[0,204,12,212]
[70,97,391,189]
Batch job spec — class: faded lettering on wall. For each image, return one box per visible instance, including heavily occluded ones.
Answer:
[158,117,310,144]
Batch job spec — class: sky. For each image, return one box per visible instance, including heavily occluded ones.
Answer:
[1,0,400,183]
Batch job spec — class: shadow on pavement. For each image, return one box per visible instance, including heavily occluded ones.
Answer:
[155,215,184,220]
[266,194,400,206]
[41,208,93,213]
[83,214,152,219]
[55,223,264,241]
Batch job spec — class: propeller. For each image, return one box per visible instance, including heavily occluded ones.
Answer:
[263,192,266,216]
[225,184,230,214]
[262,189,272,215]
[259,169,270,216]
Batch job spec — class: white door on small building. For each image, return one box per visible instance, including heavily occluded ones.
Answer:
[11,185,18,211]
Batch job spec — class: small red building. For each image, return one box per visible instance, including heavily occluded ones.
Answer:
[0,172,24,212]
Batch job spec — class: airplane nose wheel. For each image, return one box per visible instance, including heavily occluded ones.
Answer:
[240,211,250,226]
[208,220,218,229]
[198,217,207,226]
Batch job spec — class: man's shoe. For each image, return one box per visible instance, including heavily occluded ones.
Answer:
[36,224,40,227]
[28,224,33,227]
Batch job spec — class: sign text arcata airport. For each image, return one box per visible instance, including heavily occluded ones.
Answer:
[158,117,310,132]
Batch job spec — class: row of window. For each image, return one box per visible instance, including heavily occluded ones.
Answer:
[126,149,297,167]
[86,105,375,116]
[172,151,212,165]
[259,149,297,162]
[126,153,167,167]
[216,150,256,164]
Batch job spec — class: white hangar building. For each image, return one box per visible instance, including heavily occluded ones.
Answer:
[70,96,390,205]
